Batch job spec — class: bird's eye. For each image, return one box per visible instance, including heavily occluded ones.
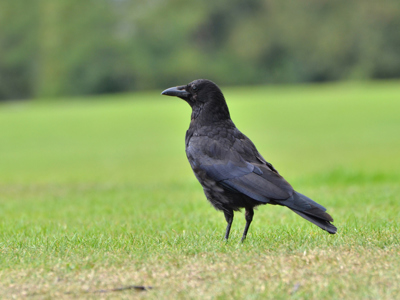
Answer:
[192,85,197,91]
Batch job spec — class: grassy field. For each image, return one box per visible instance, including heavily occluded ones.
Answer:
[0,81,399,299]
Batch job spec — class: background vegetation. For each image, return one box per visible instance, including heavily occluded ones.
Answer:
[1,0,400,100]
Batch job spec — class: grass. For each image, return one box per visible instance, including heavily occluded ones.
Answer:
[0,80,399,299]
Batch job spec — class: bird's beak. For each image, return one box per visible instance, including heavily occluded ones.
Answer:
[161,86,190,99]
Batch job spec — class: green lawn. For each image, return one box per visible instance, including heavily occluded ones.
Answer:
[0,81,399,299]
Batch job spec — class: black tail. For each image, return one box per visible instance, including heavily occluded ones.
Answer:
[291,209,337,234]
[277,191,337,234]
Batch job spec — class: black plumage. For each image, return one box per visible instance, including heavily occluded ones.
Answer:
[161,79,337,241]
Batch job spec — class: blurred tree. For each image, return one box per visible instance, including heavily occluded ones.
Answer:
[0,0,399,100]
[36,0,132,97]
[0,0,38,100]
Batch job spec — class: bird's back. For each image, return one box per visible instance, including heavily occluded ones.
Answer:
[185,120,293,211]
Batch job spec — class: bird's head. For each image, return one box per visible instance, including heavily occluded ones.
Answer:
[161,79,230,121]
[161,79,222,106]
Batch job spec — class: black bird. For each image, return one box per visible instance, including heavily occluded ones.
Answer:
[162,79,337,241]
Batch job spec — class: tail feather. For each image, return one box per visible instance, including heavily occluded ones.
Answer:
[291,209,337,234]
[276,191,337,234]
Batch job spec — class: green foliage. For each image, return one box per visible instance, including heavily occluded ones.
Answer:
[1,1,400,100]
[0,81,399,298]
[0,0,38,100]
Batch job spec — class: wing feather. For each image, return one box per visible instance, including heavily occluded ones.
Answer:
[187,136,294,202]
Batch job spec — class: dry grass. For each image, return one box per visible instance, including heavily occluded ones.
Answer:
[2,247,399,299]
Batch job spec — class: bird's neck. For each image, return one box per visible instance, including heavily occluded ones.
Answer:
[191,100,231,126]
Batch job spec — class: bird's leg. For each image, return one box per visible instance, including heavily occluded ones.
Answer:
[241,207,254,242]
[223,210,234,240]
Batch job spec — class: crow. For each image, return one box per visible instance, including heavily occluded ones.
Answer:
[161,79,337,241]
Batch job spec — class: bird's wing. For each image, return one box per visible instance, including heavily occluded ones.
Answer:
[187,136,294,202]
